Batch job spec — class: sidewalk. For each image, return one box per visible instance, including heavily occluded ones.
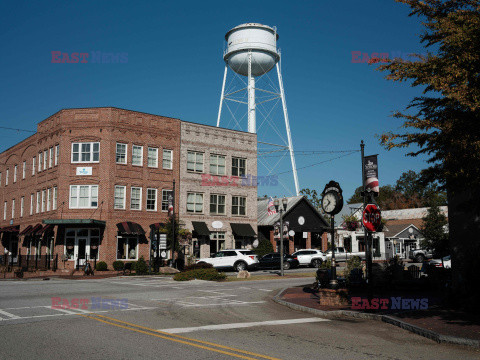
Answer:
[273,286,480,348]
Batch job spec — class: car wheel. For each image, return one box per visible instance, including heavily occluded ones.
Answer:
[311,259,322,268]
[235,261,247,272]
[415,254,425,263]
[283,262,291,270]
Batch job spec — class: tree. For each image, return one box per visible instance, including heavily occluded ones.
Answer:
[420,201,449,257]
[373,0,480,300]
[254,232,274,258]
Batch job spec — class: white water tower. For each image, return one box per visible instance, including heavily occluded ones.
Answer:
[216,23,299,195]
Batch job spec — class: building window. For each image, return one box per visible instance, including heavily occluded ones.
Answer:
[116,143,127,164]
[132,145,143,166]
[146,188,157,211]
[148,147,158,168]
[71,142,100,163]
[55,144,59,166]
[161,190,173,211]
[210,154,226,176]
[30,194,34,215]
[210,194,226,215]
[11,199,15,219]
[187,151,203,173]
[22,161,26,179]
[47,188,51,212]
[69,185,98,209]
[53,187,57,210]
[49,147,53,168]
[32,157,36,176]
[20,197,24,217]
[38,152,42,172]
[130,187,142,210]
[187,192,203,213]
[5,169,8,186]
[0,172,2,186]
[232,157,246,177]
[114,185,126,209]
[210,232,226,253]
[41,190,46,212]
[3,201,6,220]
[117,236,138,260]
[163,149,173,170]
[232,196,246,216]
[43,150,47,170]
[13,165,17,183]
[36,191,40,213]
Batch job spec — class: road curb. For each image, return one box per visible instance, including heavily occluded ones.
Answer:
[272,288,480,348]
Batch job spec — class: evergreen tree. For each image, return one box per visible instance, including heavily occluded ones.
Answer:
[420,202,449,257]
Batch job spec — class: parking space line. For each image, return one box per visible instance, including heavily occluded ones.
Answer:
[159,317,329,334]
[0,309,21,319]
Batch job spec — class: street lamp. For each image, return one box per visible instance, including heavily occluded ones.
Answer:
[274,196,288,276]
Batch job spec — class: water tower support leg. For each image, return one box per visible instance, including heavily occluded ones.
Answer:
[216,64,228,127]
[248,51,256,133]
[276,63,300,195]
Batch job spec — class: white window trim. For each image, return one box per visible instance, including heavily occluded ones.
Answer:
[41,190,46,212]
[32,157,36,176]
[5,169,8,186]
[22,161,26,179]
[146,188,158,212]
[36,191,40,213]
[148,147,158,168]
[116,235,139,261]
[132,145,143,167]
[11,199,15,219]
[114,185,126,210]
[71,142,100,164]
[163,149,173,170]
[187,192,203,214]
[130,186,142,211]
[43,150,47,170]
[49,147,53,168]
[69,185,99,209]
[53,187,57,210]
[47,188,51,212]
[13,165,17,183]
[116,143,128,164]
[161,189,173,212]
[232,195,247,216]
[232,157,247,177]
[187,151,204,173]
[20,197,24,217]
[55,144,59,166]
[210,194,226,215]
[30,194,34,215]
[38,152,42,172]
[3,201,6,220]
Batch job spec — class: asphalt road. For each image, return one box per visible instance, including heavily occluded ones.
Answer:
[0,276,477,360]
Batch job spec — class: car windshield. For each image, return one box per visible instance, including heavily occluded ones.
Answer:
[443,255,451,261]
[240,250,255,255]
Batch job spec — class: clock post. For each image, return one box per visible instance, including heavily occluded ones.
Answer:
[320,181,344,290]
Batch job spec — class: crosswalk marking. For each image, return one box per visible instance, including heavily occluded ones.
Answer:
[0,309,21,319]
[159,317,329,334]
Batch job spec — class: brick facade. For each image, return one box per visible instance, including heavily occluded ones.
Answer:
[0,107,181,269]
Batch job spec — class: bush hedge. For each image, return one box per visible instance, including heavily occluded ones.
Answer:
[112,261,124,271]
[95,261,108,271]
[184,262,214,271]
[134,256,149,275]
[174,268,226,281]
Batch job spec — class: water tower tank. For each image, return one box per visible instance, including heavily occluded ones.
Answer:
[224,23,280,77]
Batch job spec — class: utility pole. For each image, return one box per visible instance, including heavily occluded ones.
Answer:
[361,140,373,297]
[172,179,176,268]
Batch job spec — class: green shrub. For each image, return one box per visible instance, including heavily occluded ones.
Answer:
[173,268,226,281]
[112,261,124,271]
[134,256,149,275]
[254,232,274,258]
[184,262,214,271]
[319,259,332,269]
[345,256,363,285]
[95,261,108,271]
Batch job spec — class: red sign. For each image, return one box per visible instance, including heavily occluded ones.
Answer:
[362,204,381,232]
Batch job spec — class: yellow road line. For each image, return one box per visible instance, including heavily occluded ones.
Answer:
[83,314,282,360]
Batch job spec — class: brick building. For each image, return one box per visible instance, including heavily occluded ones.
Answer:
[179,122,258,259]
[0,107,181,269]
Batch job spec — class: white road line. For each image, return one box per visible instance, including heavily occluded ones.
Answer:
[50,307,78,315]
[0,309,21,319]
[179,301,266,308]
[159,317,329,333]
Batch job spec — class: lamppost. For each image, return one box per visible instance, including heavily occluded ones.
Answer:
[274,196,288,276]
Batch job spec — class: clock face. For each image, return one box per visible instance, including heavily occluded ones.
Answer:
[322,192,337,213]
[298,216,305,225]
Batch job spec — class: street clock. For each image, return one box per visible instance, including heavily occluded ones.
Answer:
[321,181,344,216]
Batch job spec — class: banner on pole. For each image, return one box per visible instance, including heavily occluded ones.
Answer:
[364,155,379,193]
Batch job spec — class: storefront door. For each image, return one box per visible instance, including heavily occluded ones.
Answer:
[75,237,88,265]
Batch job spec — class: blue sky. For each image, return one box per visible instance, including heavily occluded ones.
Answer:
[0,0,430,201]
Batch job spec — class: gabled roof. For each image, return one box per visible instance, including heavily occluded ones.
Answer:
[384,223,421,238]
[257,196,328,227]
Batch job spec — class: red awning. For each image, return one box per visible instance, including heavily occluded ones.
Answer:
[116,222,145,235]
[19,225,33,236]
[26,224,43,236]
[1,225,20,233]
[37,224,54,235]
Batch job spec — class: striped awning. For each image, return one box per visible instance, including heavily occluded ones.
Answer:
[29,224,43,235]
[0,225,20,233]
[37,224,54,235]
[19,225,33,236]
[116,222,145,235]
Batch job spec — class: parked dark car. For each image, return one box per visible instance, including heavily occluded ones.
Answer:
[258,253,299,270]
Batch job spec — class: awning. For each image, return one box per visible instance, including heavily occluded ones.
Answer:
[28,224,43,236]
[37,224,54,235]
[1,225,20,233]
[116,222,145,235]
[19,225,33,236]
[150,223,166,230]
[192,222,210,237]
[43,219,106,226]
[231,223,256,237]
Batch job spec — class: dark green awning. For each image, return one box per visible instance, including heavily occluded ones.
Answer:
[192,222,210,236]
[231,223,256,237]
[43,219,106,226]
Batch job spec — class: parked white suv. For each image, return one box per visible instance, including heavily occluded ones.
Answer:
[197,249,259,272]
[291,249,326,268]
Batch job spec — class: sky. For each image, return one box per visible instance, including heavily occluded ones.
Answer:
[0,0,431,202]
